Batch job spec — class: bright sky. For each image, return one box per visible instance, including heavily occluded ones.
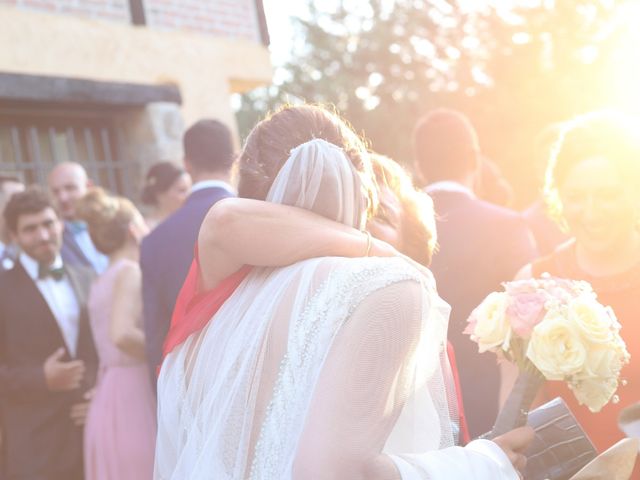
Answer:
[262,0,301,66]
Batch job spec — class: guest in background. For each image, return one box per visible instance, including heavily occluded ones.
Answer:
[0,175,25,270]
[413,108,537,437]
[141,119,235,384]
[505,112,640,465]
[0,187,97,480]
[141,162,192,230]
[48,162,108,273]
[522,123,569,256]
[78,188,156,480]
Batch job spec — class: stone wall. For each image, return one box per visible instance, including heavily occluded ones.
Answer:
[113,102,185,203]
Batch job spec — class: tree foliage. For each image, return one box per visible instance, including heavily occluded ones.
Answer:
[236,0,636,204]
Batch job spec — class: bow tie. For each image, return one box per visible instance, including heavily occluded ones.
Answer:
[38,264,65,281]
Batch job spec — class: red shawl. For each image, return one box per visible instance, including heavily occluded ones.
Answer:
[161,251,251,364]
[447,341,471,445]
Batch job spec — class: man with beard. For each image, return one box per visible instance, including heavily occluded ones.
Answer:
[0,187,97,480]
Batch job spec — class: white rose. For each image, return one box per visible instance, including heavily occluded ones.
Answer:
[571,377,618,413]
[469,292,511,353]
[567,298,614,345]
[583,342,627,379]
[526,311,587,380]
[615,332,632,364]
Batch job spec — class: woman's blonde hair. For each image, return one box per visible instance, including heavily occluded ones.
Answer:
[371,154,437,266]
[544,111,640,230]
[77,187,139,254]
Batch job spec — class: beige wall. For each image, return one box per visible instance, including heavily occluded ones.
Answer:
[0,6,273,137]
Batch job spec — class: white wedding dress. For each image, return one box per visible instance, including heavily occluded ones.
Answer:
[155,139,519,479]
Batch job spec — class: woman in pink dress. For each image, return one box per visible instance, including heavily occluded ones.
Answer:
[78,188,156,480]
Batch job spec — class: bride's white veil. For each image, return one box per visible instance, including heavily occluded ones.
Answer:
[155,138,455,480]
[266,138,368,228]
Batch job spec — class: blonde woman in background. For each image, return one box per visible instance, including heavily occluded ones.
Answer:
[78,188,156,480]
[502,112,640,477]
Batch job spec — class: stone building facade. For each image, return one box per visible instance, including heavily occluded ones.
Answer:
[0,0,272,198]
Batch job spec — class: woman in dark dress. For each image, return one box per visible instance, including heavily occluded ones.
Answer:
[504,112,640,462]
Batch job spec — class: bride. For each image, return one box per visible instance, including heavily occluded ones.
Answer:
[155,105,532,479]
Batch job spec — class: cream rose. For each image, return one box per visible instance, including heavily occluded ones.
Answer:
[468,292,511,353]
[583,342,627,379]
[526,311,587,380]
[571,376,618,413]
[568,298,614,344]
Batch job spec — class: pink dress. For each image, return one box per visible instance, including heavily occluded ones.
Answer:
[84,259,157,480]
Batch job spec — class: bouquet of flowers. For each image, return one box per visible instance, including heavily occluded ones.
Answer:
[465,274,630,436]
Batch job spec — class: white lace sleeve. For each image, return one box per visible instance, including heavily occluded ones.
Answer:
[291,280,425,478]
[291,277,519,480]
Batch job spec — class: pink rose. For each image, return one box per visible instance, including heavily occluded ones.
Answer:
[506,292,547,338]
[504,279,538,296]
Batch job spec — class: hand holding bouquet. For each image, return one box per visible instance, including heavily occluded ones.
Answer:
[465,275,630,436]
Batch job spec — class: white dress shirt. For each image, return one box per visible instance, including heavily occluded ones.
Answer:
[190,179,236,196]
[20,253,81,357]
[424,180,476,198]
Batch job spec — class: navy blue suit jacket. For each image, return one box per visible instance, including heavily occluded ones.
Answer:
[428,189,537,437]
[60,224,92,270]
[140,186,233,385]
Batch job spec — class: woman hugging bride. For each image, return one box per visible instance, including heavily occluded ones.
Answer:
[154,104,532,480]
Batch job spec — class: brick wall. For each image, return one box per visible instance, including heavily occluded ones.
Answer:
[0,0,131,23]
[0,0,265,43]
[144,0,261,43]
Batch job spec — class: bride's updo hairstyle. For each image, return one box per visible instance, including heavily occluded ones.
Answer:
[77,187,138,255]
[238,104,377,217]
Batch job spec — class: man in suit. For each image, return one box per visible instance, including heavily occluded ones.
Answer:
[141,119,235,383]
[0,187,97,480]
[47,163,108,273]
[414,109,537,437]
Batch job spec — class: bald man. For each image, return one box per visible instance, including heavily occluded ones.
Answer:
[47,163,108,273]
